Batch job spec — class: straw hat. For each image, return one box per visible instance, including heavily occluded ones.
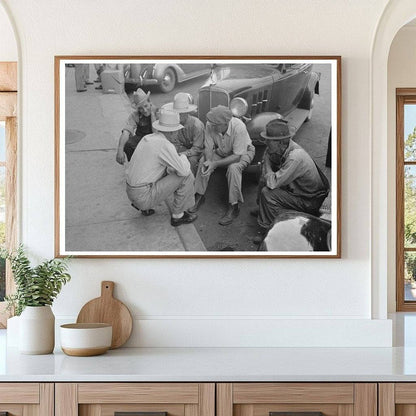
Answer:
[132,88,150,106]
[152,109,184,132]
[162,92,197,113]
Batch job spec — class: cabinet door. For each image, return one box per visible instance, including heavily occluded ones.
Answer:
[56,383,215,416]
[0,383,53,416]
[217,383,377,416]
[379,383,416,416]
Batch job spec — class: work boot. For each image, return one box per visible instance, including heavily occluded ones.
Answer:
[171,211,198,227]
[188,193,205,213]
[219,203,240,226]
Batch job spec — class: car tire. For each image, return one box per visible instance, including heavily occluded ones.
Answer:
[159,67,176,93]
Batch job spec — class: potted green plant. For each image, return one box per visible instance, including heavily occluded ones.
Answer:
[1,245,71,354]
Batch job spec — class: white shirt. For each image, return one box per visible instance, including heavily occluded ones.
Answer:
[205,117,252,157]
[125,132,191,186]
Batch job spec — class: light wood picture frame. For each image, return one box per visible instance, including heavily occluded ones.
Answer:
[55,56,341,258]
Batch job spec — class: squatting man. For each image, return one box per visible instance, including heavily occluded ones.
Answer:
[252,119,329,243]
[116,88,158,166]
[161,92,204,176]
[189,105,255,226]
[123,109,197,227]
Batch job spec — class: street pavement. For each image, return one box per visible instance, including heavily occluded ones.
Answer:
[64,66,205,252]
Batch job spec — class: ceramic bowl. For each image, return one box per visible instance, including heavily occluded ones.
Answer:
[60,323,112,356]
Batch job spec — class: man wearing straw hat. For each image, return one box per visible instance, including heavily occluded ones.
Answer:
[162,92,204,175]
[116,88,158,164]
[125,109,197,227]
[253,119,329,242]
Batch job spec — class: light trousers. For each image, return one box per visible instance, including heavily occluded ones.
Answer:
[74,64,89,91]
[127,172,195,215]
[194,147,255,204]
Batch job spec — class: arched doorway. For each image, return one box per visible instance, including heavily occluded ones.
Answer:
[371,0,416,319]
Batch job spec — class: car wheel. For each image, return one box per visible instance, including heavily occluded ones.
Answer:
[159,67,176,93]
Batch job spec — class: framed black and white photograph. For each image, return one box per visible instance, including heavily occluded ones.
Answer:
[55,56,341,258]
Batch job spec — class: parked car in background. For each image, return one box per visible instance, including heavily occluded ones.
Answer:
[124,63,212,93]
[198,63,320,169]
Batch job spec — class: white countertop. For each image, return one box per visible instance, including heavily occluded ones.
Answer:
[3,313,416,383]
[2,328,416,382]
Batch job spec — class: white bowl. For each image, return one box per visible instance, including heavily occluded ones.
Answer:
[60,323,112,356]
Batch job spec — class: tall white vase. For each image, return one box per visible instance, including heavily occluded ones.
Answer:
[19,306,55,354]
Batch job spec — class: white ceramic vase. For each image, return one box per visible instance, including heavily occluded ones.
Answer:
[19,305,55,354]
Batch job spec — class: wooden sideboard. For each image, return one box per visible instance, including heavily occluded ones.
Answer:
[1,381,415,416]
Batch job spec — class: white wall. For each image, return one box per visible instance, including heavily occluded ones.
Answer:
[387,25,416,312]
[0,0,394,346]
[0,3,17,60]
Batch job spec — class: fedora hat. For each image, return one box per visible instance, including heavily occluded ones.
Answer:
[260,119,296,140]
[132,88,150,106]
[162,92,197,113]
[152,109,183,132]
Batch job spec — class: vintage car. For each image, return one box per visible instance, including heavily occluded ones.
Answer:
[198,63,320,169]
[124,63,211,93]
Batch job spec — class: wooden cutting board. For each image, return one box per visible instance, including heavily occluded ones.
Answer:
[76,281,133,349]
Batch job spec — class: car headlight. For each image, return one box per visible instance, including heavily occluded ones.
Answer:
[230,97,248,117]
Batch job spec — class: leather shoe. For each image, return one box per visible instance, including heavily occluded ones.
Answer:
[171,211,198,227]
[188,194,205,213]
[131,203,155,216]
[219,204,240,226]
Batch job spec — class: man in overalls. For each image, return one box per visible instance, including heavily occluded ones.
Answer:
[116,88,158,164]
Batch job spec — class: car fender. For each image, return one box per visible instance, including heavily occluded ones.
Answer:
[153,64,181,82]
[298,71,320,110]
[246,112,284,141]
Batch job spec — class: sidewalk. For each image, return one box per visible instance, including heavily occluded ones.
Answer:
[64,66,205,252]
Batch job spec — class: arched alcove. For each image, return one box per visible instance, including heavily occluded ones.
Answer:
[387,19,416,313]
[371,0,416,319]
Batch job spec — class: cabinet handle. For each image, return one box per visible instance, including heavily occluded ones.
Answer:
[270,413,324,416]
[115,412,167,416]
